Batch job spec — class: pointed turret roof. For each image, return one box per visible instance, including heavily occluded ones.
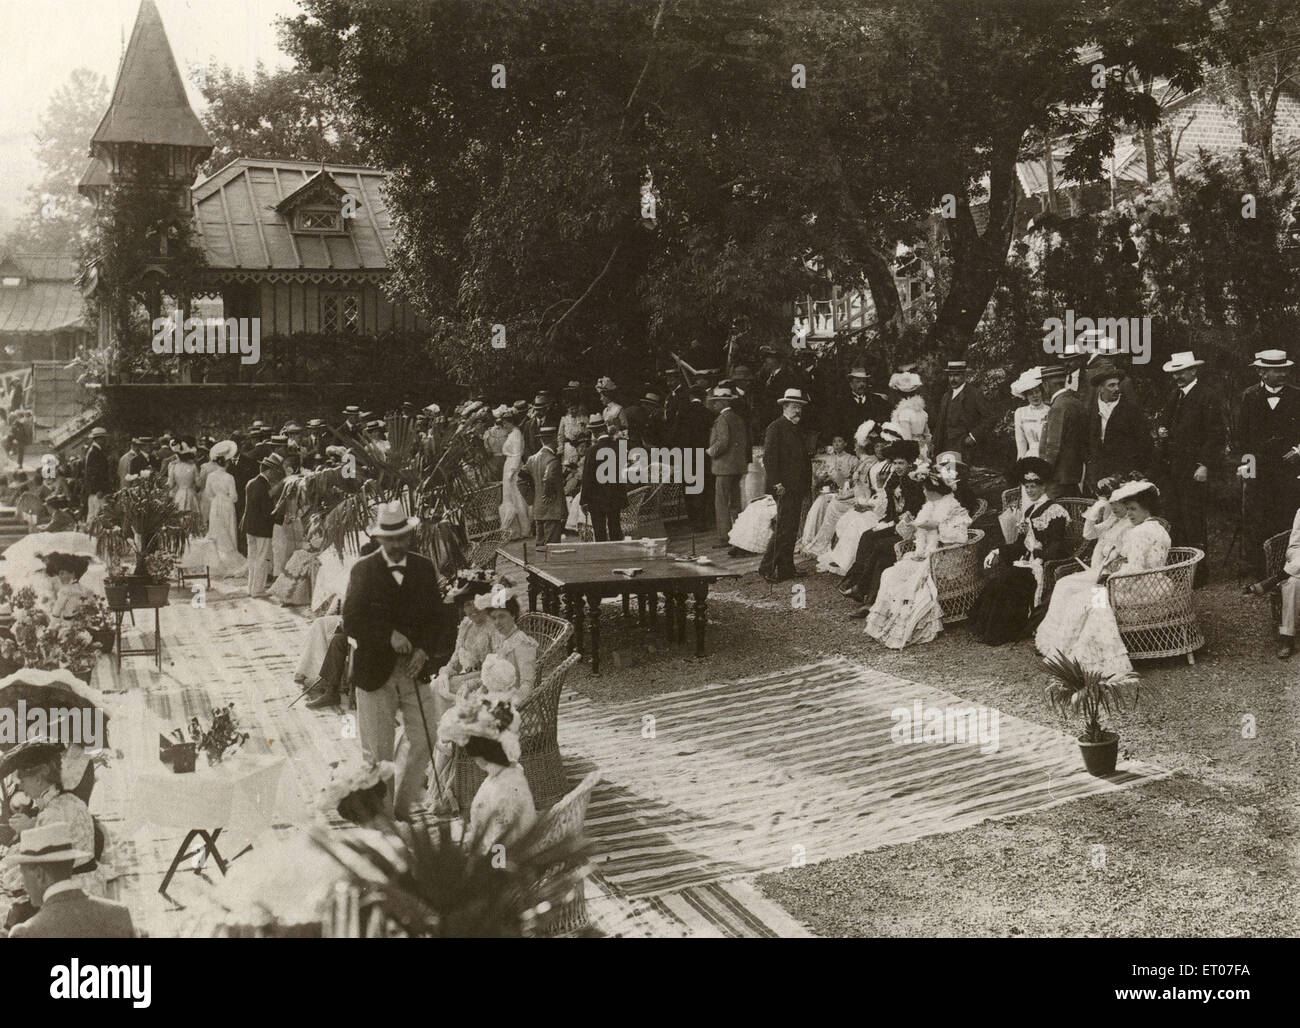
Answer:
[90,0,212,151]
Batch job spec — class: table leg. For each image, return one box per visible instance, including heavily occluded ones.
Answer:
[527,579,539,613]
[693,587,708,657]
[663,593,674,642]
[115,611,124,674]
[649,592,658,626]
[588,593,602,674]
[571,591,585,656]
[622,593,631,618]
[155,606,162,671]
[562,592,578,653]
[675,593,688,643]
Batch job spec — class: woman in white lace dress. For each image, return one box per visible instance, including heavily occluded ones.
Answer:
[817,429,892,573]
[167,445,201,513]
[1034,480,1170,680]
[1012,368,1050,459]
[437,693,536,855]
[201,450,247,578]
[888,372,931,457]
[803,425,877,558]
[864,471,972,649]
[1035,477,1131,657]
[498,410,531,540]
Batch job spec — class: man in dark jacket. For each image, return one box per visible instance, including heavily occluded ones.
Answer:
[240,452,282,596]
[1039,364,1087,497]
[521,424,565,545]
[1085,365,1152,486]
[758,345,803,428]
[1234,350,1300,576]
[933,361,996,461]
[581,413,627,541]
[832,366,891,445]
[1159,351,1225,586]
[759,389,813,583]
[706,386,750,547]
[81,427,113,522]
[342,502,448,819]
[5,823,135,939]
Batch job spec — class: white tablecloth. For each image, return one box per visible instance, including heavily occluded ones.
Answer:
[129,754,292,838]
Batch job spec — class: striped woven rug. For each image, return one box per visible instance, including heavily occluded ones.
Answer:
[559,657,1168,898]
[89,590,1163,938]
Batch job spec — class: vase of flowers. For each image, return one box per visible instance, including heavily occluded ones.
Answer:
[89,477,199,608]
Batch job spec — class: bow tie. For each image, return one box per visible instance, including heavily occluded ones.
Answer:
[1266,388,1282,396]
[387,562,406,572]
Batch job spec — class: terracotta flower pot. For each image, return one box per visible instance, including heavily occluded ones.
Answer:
[1078,730,1119,776]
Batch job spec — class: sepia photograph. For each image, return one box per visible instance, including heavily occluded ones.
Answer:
[0,0,1292,998]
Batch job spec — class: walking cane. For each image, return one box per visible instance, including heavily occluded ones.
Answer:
[408,655,446,815]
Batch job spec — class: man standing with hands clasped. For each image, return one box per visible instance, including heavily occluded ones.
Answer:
[342,501,450,820]
[760,388,812,584]
[1159,351,1224,588]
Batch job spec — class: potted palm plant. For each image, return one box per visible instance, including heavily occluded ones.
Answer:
[88,476,200,608]
[1041,653,1141,776]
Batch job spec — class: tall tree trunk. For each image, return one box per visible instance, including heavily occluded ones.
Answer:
[928,129,1022,359]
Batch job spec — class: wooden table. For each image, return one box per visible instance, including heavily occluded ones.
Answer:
[497,547,740,673]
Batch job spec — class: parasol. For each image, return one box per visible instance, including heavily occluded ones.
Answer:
[0,667,111,751]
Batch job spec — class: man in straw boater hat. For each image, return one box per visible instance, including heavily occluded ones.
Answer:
[836,366,890,444]
[521,423,565,545]
[1038,362,1087,498]
[705,385,750,548]
[933,359,996,462]
[760,388,813,583]
[3,822,135,938]
[240,451,285,597]
[580,411,627,540]
[1234,349,1300,576]
[1159,350,1225,587]
[81,426,113,523]
[341,500,450,820]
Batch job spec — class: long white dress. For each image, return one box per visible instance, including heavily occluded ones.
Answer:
[168,459,200,513]
[799,452,861,557]
[466,763,538,856]
[864,494,971,649]
[891,396,931,456]
[1034,517,1170,679]
[1014,403,1050,459]
[196,460,220,525]
[818,459,889,574]
[499,427,531,539]
[203,467,247,578]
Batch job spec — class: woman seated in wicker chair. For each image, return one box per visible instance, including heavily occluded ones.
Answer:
[814,424,888,570]
[1034,476,1132,653]
[1033,479,1170,680]
[438,691,536,855]
[844,441,924,615]
[478,591,538,706]
[863,468,972,649]
[969,457,1071,645]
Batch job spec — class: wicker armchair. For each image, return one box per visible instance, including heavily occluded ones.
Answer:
[524,769,601,936]
[461,482,503,538]
[465,527,507,570]
[893,529,985,623]
[453,651,581,811]
[1039,498,1094,603]
[1107,546,1204,664]
[969,497,988,521]
[657,481,688,522]
[518,611,574,683]
[1262,530,1290,625]
[1001,486,1021,513]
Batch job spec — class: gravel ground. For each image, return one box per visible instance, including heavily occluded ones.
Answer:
[562,542,1299,937]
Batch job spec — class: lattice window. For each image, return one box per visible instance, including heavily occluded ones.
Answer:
[295,207,342,232]
[322,292,361,334]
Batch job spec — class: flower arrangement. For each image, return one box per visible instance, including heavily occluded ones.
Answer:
[8,607,101,678]
[86,475,199,580]
[11,586,38,612]
[185,704,250,765]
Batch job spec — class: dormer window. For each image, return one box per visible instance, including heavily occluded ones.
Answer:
[295,206,343,233]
